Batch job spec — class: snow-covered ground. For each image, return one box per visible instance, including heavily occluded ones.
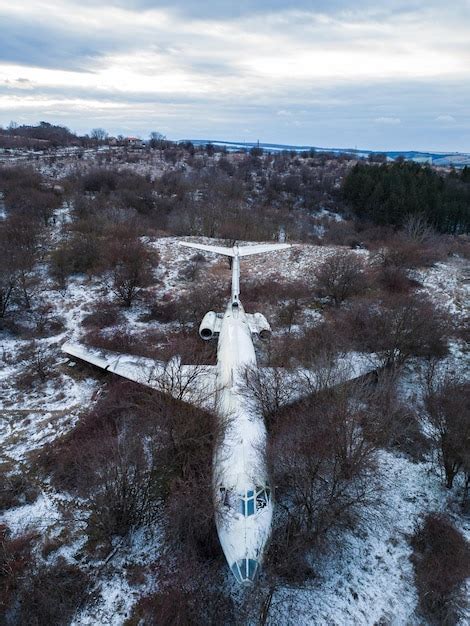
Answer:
[1,233,469,625]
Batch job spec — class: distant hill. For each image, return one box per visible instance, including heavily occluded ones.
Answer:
[182,139,470,168]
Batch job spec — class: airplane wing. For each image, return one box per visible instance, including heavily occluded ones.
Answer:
[62,342,218,409]
[241,352,380,412]
[286,352,381,403]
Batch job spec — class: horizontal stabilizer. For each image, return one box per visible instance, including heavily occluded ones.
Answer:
[237,243,291,256]
[179,241,235,257]
[179,241,291,257]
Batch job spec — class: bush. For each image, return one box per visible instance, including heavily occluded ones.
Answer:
[34,380,218,555]
[314,251,369,306]
[266,384,378,583]
[81,302,124,328]
[126,558,234,626]
[334,293,451,368]
[15,343,57,390]
[50,233,102,284]
[10,558,89,626]
[104,238,156,307]
[425,377,470,489]
[361,373,430,460]
[0,467,40,513]
[0,524,36,617]
[411,514,470,624]
[144,280,227,326]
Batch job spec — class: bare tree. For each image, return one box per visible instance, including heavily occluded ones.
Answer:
[336,293,451,368]
[314,250,368,306]
[105,238,156,307]
[411,513,470,624]
[266,382,378,582]
[90,127,108,142]
[425,374,470,489]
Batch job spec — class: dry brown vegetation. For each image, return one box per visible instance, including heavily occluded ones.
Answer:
[424,374,470,491]
[33,380,219,554]
[1,143,469,624]
[411,514,470,625]
[265,383,379,584]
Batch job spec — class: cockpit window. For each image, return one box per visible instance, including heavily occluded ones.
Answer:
[238,486,271,516]
[248,559,258,580]
[246,497,255,516]
[231,562,242,583]
[255,486,271,510]
[232,559,259,582]
[221,486,271,516]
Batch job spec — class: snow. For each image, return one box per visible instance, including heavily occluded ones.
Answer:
[1,227,469,624]
[0,493,61,536]
[269,451,454,626]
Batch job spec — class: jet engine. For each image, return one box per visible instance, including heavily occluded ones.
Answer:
[252,312,271,340]
[199,311,217,340]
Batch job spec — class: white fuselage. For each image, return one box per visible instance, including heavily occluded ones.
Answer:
[211,251,273,583]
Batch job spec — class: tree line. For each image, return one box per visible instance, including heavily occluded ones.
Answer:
[342,161,470,234]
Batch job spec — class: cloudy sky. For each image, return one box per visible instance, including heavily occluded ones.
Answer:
[0,0,469,151]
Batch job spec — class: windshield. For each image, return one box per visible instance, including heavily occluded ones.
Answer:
[220,486,271,516]
[231,559,259,583]
[238,486,271,517]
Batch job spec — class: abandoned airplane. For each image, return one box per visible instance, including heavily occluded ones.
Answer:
[62,240,377,584]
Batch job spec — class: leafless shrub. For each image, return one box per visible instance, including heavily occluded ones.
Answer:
[16,342,57,390]
[83,325,146,355]
[334,293,451,368]
[81,301,124,328]
[8,557,89,626]
[0,466,40,513]
[144,280,227,326]
[30,301,64,337]
[34,379,219,558]
[240,364,294,421]
[411,513,470,625]
[322,219,360,247]
[104,238,156,307]
[85,431,162,546]
[126,556,235,626]
[266,383,378,583]
[424,374,470,490]
[177,253,206,282]
[0,215,42,319]
[361,372,430,460]
[0,524,37,620]
[373,264,416,294]
[242,276,310,310]
[314,251,369,306]
[372,233,448,270]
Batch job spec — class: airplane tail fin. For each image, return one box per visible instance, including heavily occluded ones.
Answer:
[179,241,291,257]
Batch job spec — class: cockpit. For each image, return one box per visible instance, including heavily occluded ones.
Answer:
[230,558,259,583]
[220,486,271,516]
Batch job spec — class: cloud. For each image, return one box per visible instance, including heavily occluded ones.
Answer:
[374,117,401,125]
[0,0,469,150]
[435,114,456,123]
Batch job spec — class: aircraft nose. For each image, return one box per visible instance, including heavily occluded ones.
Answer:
[230,557,259,584]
